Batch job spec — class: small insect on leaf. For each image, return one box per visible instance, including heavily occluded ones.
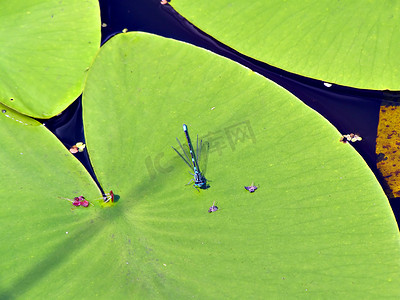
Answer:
[208,201,218,213]
[245,182,258,193]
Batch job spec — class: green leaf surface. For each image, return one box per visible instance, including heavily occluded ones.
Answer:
[0,0,101,118]
[81,32,400,298]
[0,103,102,298]
[171,0,400,90]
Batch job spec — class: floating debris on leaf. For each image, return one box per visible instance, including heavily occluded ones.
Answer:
[72,198,80,206]
[60,195,92,208]
[340,133,362,143]
[245,182,258,193]
[208,201,218,213]
[80,200,89,207]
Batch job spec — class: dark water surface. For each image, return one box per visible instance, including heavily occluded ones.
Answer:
[41,0,399,224]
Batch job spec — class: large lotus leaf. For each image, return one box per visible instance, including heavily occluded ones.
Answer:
[171,0,400,90]
[82,32,400,298]
[0,103,102,298]
[0,0,100,118]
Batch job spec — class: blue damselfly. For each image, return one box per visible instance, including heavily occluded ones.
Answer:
[172,124,209,190]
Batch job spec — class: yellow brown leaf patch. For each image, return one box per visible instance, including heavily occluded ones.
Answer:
[376,104,400,197]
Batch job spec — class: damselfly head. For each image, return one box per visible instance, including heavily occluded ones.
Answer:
[195,182,205,188]
[195,179,210,190]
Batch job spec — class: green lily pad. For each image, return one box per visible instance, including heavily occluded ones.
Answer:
[171,0,400,90]
[0,103,102,298]
[0,0,100,118]
[80,32,399,298]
